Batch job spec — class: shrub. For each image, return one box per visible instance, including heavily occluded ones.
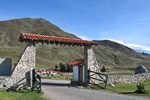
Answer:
[59,62,66,72]
[55,65,58,71]
[66,63,73,72]
[101,66,106,72]
[135,82,149,94]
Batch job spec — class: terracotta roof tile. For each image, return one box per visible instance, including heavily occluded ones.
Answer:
[69,59,84,66]
[20,33,98,45]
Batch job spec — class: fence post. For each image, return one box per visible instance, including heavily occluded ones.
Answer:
[32,69,35,90]
[88,68,90,84]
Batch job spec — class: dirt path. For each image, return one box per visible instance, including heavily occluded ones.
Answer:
[42,79,149,100]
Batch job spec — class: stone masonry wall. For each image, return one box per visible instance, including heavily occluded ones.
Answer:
[0,77,8,89]
[84,46,100,85]
[5,42,35,89]
[84,46,100,72]
[108,73,150,84]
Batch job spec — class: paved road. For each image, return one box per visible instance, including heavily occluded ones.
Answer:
[42,79,149,100]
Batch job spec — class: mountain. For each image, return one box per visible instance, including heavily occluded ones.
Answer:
[0,18,150,70]
[93,40,150,69]
[141,52,150,56]
[134,49,150,54]
[0,18,82,69]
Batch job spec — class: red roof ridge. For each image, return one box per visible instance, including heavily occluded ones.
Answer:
[20,33,98,45]
[69,59,84,66]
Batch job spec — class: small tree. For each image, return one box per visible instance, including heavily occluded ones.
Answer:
[66,63,73,72]
[55,65,58,71]
[60,62,66,72]
[66,63,70,72]
[69,65,73,72]
[101,66,106,72]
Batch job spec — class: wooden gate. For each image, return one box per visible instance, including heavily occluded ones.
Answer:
[32,69,41,93]
[88,69,108,89]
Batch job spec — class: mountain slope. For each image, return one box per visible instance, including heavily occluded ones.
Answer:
[0,18,83,68]
[0,18,150,70]
[0,18,77,47]
[93,40,150,69]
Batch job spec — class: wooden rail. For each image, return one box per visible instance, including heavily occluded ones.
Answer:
[32,69,41,93]
[88,70,108,89]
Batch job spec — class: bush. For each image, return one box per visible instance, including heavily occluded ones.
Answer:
[135,82,149,94]
[66,63,73,72]
[59,62,66,72]
[55,65,58,71]
[101,66,106,72]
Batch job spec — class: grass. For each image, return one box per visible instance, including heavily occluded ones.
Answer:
[0,89,48,100]
[42,75,73,80]
[88,80,150,97]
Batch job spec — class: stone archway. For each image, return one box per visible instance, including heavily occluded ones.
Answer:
[5,33,99,89]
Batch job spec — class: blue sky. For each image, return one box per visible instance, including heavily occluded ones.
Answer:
[0,0,150,52]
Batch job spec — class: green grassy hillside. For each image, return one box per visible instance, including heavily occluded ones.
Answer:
[0,18,150,70]
[94,40,150,70]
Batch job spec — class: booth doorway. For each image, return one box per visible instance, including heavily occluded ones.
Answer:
[78,66,83,85]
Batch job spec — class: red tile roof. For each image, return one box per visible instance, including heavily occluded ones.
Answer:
[19,33,98,45]
[69,59,84,66]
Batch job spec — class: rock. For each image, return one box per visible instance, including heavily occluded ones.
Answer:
[135,65,148,74]
[110,83,115,87]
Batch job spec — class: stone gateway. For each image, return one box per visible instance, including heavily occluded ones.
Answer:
[4,33,99,90]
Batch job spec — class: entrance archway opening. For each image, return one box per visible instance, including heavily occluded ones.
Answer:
[5,33,108,91]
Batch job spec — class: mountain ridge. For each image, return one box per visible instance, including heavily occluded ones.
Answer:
[0,18,150,70]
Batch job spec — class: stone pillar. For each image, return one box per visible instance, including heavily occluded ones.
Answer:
[84,46,99,86]
[6,42,36,89]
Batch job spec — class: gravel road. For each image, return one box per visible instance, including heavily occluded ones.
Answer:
[42,79,149,100]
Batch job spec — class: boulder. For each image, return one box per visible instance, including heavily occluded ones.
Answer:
[135,65,148,74]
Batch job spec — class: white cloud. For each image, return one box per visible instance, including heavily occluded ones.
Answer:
[104,38,150,52]
[78,35,91,40]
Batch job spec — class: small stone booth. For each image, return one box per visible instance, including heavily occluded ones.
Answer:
[69,59,84,85]
[4,33,99,90]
